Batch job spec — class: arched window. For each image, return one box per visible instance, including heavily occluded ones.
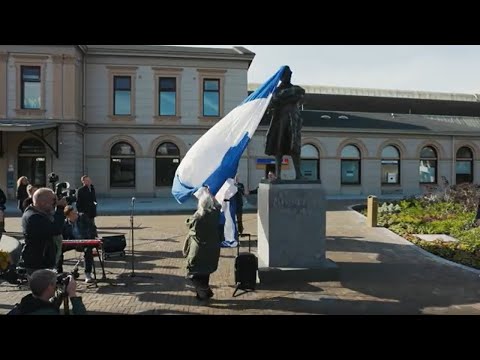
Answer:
[456,146,473,184]
[419,146,437,184]
[156,142,180,186]
[110,142,135,188]
[381,145,400,185]
[300,144,319,180]
[341,145,361,185]
[18,138,46,187]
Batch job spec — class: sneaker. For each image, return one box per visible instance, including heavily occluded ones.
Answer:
[85,273,94,283]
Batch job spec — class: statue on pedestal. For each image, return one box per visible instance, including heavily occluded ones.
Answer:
[264,66,305,180]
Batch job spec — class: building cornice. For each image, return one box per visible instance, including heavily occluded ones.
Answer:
[84,45,254,63]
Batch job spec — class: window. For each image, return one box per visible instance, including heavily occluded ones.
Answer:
[114,76,131,115]
[456,146,473,184]
[156,142,180,187]
[110,142,135,188]
[18,138,46,186]
[301,144,319,180]
[108,66,137,119]
[158,78,176,116]
[381,145,400,185]
[419,146,437,184]
[203,79,220,116]
[21,66,41,109]
[341,145,361,185]
[197,69,225,120]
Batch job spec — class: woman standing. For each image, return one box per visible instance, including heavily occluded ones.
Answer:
[183,188,221,300]
[16,176,29,213]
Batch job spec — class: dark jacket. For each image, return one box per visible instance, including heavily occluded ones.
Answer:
[17,184,28,208]
[0,188,6,211]
[76,185,97,218]
[183,207,221,275]
[10,294,86,315]
[63,213,98,240]
[21,206,65,270]
[22,197,33,211]
[234,182,245,214]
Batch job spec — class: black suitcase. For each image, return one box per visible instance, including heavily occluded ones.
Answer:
[101,235,126,259]
[233,233,258,297]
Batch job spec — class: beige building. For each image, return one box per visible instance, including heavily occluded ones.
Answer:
[0,45,254,198]
[1,44,480,200]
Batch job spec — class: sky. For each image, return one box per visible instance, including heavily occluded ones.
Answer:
[174,45,480,94]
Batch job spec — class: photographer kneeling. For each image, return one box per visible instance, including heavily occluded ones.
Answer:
[9,269,86,315]
[58,206,98,283]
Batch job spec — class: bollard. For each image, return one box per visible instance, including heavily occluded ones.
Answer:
[367,195,378,227]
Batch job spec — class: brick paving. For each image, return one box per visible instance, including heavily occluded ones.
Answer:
[1,201,480,315]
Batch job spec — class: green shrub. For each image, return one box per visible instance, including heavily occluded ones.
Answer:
[356,195,480,270]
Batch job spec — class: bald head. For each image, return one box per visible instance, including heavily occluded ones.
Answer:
[33,188,56,214]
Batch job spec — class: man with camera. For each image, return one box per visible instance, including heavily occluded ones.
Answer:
[58,206,98,283]
[21,188,67,274]
[76,175,97,224]
[8,269,86,315]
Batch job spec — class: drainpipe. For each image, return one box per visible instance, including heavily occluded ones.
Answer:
[4,52,11,199]
[452,135,455,185]
[82,53,86,176]
[4,53,8,144]
[77,46,87,176]
[62,54,64,119]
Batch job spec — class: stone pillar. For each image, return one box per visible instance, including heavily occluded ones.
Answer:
[0,52,7,118]
[257,181,338,283]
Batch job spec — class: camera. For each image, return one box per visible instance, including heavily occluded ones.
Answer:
[59,188,77,206]
[56,268,79,286]
[48,172,59,185]
[55,181,77,205]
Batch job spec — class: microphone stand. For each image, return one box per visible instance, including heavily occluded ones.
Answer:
[128,197,151,279]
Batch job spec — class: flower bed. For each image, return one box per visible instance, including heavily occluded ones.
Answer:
[359,182,480,269]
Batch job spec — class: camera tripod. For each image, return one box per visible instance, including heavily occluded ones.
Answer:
[126,197,151,279]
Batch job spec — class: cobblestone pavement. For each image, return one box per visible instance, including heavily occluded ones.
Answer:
[1,202,480,315]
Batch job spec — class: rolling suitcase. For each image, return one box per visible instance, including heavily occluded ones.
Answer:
[233,233,258,297]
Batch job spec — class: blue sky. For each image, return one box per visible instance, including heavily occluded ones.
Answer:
[174,45,480,94]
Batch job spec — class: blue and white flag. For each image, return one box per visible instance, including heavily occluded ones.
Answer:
[172,66,288,203]
[216,178,239,248]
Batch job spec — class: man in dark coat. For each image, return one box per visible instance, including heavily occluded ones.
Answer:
[0,186,6,233]
[21,188,66,273]
[76,175,97,222]
[264,66,305,180]
[233,176,245,235]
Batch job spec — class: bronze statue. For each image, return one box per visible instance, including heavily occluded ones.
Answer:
[265,66,305,180]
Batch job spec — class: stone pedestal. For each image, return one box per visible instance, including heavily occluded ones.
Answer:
[257,181,338,283]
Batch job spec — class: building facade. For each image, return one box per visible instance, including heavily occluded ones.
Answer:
[249,84,480,197]
[0,45,254,198]
[1,44,480,199]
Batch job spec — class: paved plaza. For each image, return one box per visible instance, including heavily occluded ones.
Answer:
[1,201,480,315]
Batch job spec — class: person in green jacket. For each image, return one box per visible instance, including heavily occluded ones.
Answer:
[183,187,222,301]
[8,269,87,315]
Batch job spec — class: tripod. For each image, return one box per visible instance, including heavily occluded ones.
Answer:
[127,197,151,279]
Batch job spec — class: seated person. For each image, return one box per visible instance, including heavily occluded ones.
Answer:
[8,269,86,315]
[58,206,98,283]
